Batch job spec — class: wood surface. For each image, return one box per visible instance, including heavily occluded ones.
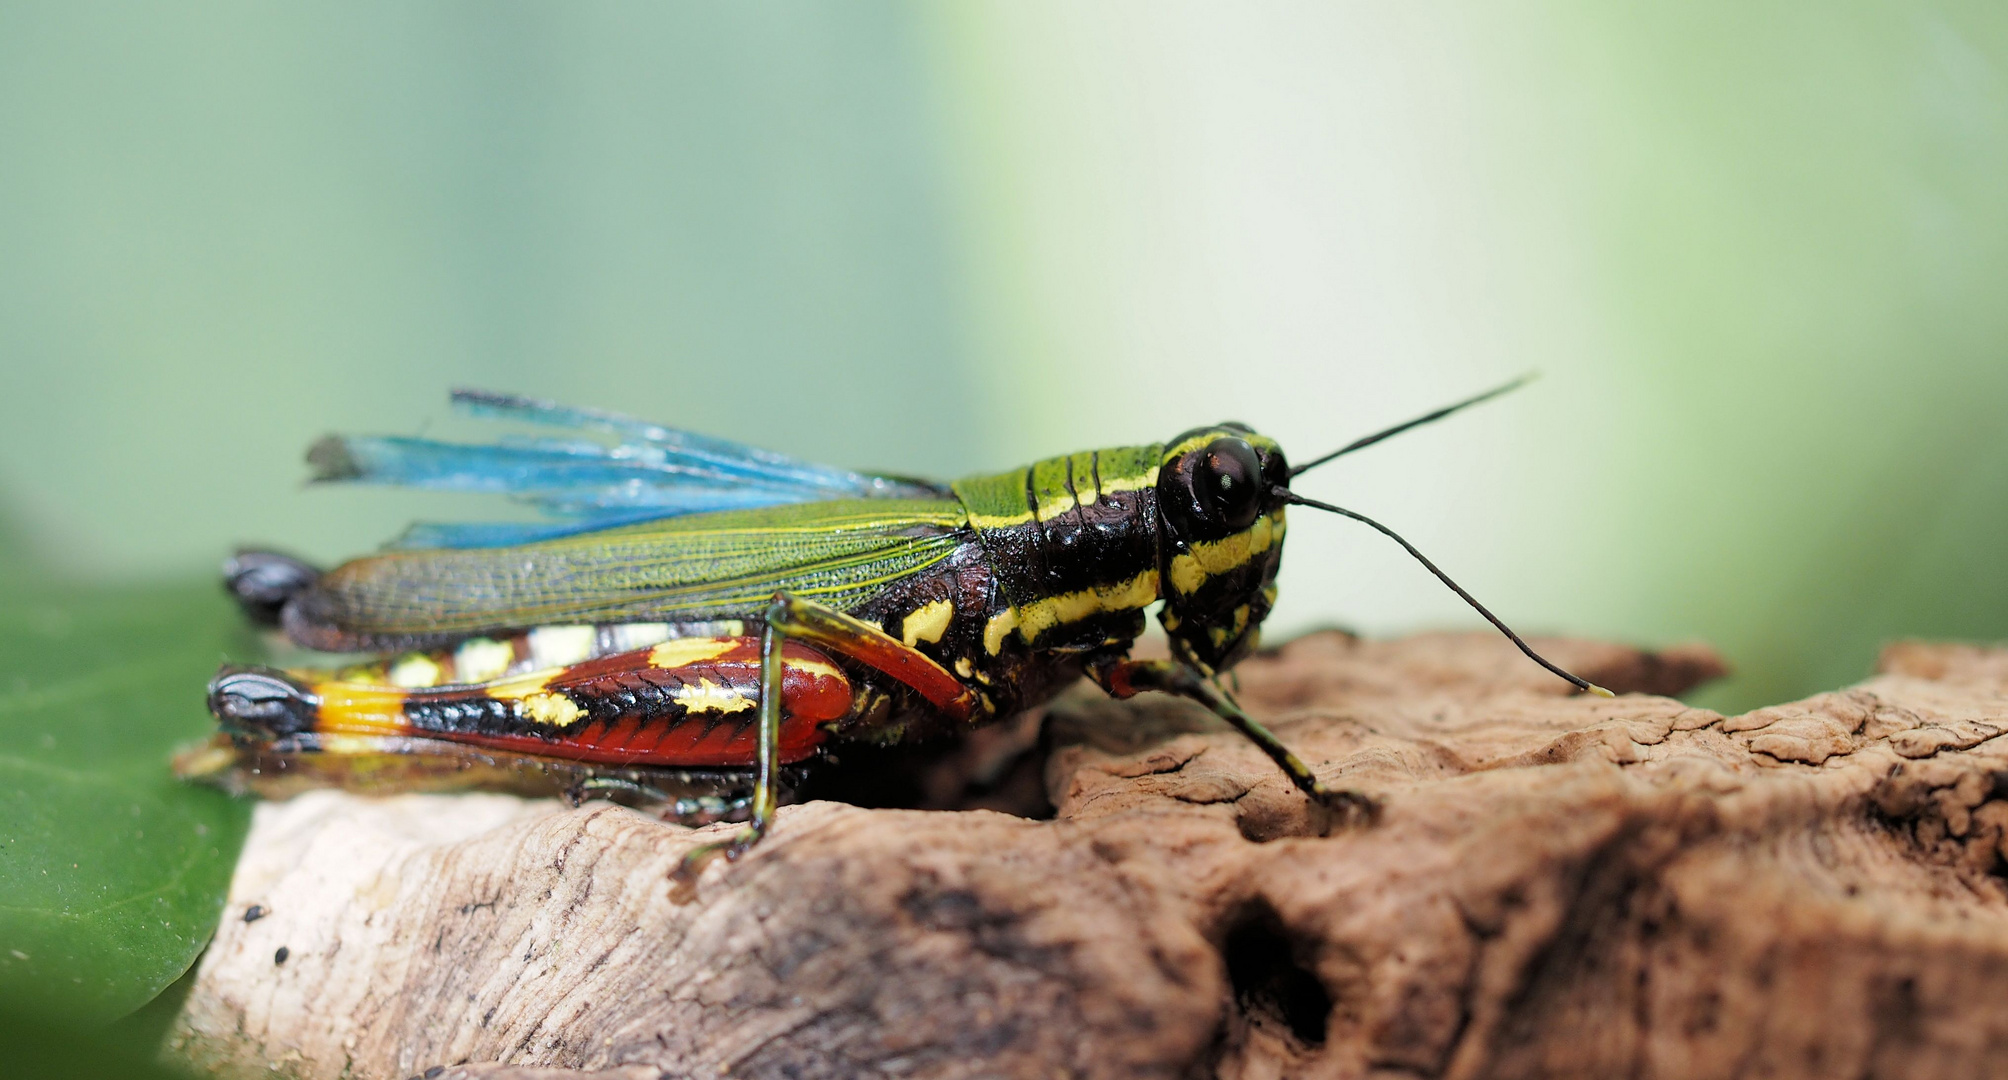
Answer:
[167,631,2008,1079]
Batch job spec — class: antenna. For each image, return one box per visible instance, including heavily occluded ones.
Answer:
[1277,489,1613,697]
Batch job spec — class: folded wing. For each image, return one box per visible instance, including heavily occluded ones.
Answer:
[284,498,972,649]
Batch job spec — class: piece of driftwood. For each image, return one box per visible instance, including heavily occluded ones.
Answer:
[166,631,2008,1079]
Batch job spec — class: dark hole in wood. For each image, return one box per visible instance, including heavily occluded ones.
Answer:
[1224,905,1329,1047]
[799,715,1052,818]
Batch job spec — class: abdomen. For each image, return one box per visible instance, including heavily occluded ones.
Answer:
[208,633,852,768]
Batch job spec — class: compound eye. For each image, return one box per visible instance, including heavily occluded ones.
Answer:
[1194,437,1263,532]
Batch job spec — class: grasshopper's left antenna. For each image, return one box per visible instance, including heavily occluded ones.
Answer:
[1276,489,1613,697]
[1291,374,1534,478]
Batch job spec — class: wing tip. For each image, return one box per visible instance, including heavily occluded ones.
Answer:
[305,435,363,482]
[450,387,542,412]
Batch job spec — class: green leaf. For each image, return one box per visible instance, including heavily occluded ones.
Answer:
[0,552,252,1023]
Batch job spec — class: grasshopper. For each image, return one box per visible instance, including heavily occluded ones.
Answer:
[183,380,1606,882]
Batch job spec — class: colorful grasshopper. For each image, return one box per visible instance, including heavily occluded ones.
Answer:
[182,381,1606,881]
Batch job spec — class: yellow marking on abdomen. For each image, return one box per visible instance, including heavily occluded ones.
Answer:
[674,677,755,714]
[311,682,410,736]
[901,600,954,647]
[1014,569,1160,644]
[486,672,557,700]
[648,637,736,669]
[519,691,585,728]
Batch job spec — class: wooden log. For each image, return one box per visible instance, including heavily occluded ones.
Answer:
[168,631,2008,1079]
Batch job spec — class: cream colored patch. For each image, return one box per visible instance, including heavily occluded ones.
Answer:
[386,653,443,689]
[1169,513,1280,596]
[901,600,954,647]
[953,657,974,678]
[605,622,672,652]
[520,691,585,728]
[983,609,1020,655]
[674,678,755,715]
[528,625,596,669]
[1015,569,1160,644]
[453,638,514,684]
[648,637,736,669]
[316,734,388,756]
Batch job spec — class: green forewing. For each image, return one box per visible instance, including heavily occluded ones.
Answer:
[316,498,970,634]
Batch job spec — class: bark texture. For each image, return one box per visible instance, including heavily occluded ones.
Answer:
[168,632,2008,1080]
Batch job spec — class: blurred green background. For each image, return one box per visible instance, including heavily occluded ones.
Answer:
[2,0,2006,1055]
[7,2,2008,713]
[4,1,2007,708]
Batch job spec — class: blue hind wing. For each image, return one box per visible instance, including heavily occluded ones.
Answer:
[311,390,947,549]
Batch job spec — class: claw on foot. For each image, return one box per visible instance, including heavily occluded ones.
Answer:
[1307,784,1380,832]
[666,825,762,903]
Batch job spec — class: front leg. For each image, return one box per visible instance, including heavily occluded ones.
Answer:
[1089,657,1379,824]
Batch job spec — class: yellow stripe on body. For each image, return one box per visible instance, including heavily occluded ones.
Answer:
[901,600,954,646]
[983,609,1019,655]
[981,568,1161,655]
[1168,512,1284,596]
[1014,569,1160,644]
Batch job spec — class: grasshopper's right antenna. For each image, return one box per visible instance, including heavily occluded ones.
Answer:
[1276,489,1613,697]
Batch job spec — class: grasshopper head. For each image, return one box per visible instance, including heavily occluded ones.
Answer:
[1155,425,1291,675]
